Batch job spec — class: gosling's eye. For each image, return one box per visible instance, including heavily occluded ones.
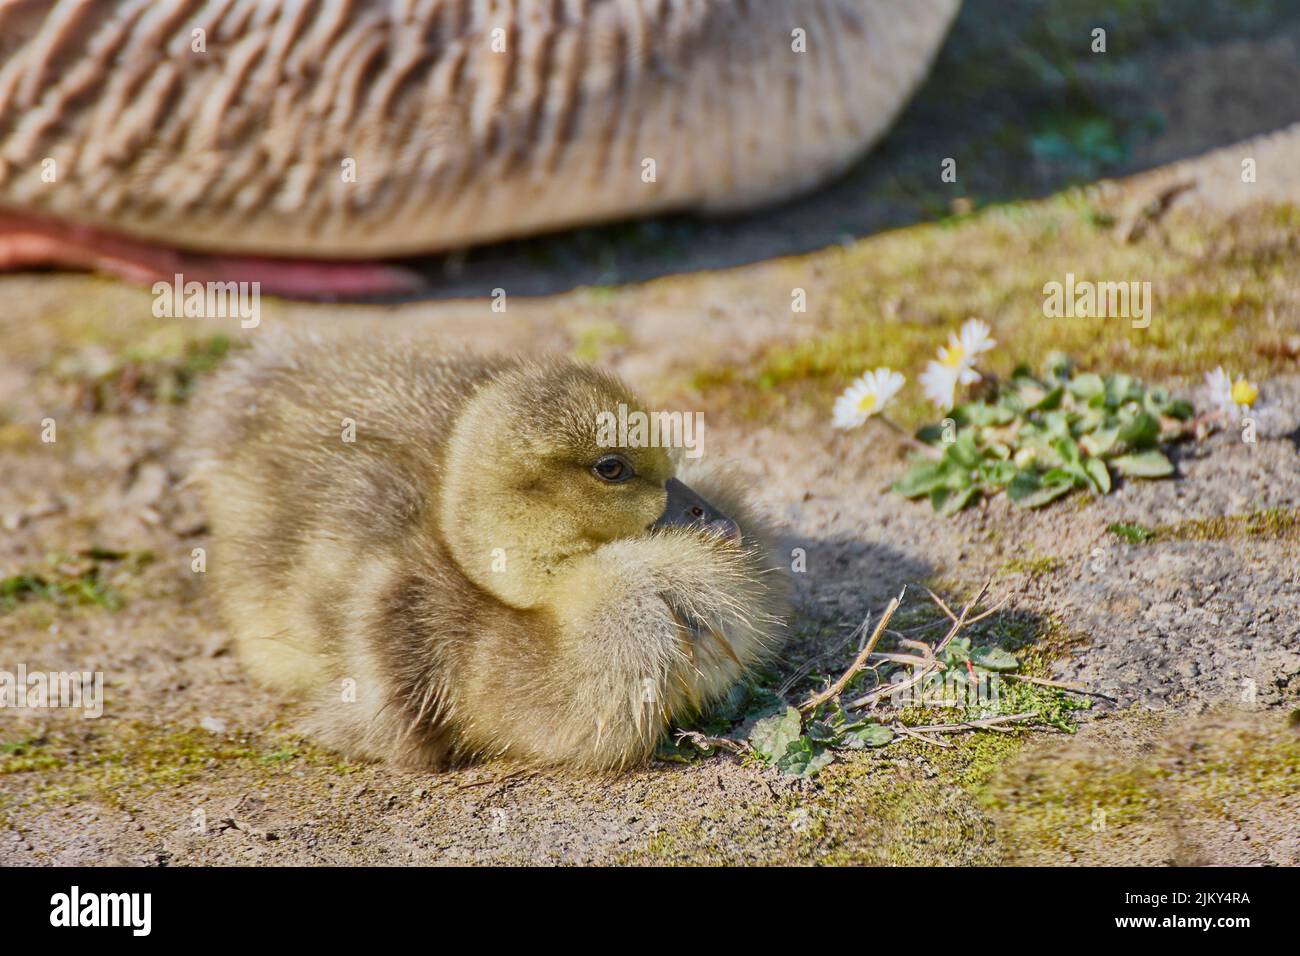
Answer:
[592,454,634,483]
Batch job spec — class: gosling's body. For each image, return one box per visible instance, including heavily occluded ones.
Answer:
[188,338,787,769]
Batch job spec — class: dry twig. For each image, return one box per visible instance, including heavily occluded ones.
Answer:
[798,588,905,714]
[1004,673,1117,701]
[904,712,1037,735]
[674,730,750,754]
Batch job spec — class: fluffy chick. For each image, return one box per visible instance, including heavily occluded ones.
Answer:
[185,336,788,770]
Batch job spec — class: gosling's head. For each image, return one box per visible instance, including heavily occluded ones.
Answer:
[439,360,738,608]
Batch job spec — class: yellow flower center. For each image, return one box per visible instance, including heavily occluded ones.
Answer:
[940,345,966,369]
[1231,379,1258,407]
[856,393,877,413]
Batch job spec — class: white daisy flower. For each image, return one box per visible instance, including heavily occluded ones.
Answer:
[1205,366,1259,420]
[932,318,994,392]
[920,319,994,410]
[832,367,906,429]
[956,318,996,359]
[920,359,963,411]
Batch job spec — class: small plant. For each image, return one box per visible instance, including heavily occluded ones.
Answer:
[894,356,1194,515]
[669,586,1093,779]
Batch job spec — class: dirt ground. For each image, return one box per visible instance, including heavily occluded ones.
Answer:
[1,2,1299,866]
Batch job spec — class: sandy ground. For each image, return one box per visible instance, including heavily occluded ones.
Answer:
[1,2,1299,866]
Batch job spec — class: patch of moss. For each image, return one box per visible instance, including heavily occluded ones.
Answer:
[0,548,158,617]
[0,737,63,774]
[1153,507,1300,542]
[47,332,237,412]
[998,555,1065,578]
[0,568,121,615]
[569,319,630,362]
[983,710,1300,864]
[0,721,355,815]
[623,731,1028,866]
[1108,521,1155,543]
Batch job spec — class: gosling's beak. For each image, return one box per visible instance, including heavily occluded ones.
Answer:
[652,477,742,543]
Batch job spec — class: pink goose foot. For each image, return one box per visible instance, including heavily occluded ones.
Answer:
[0,211,425,301]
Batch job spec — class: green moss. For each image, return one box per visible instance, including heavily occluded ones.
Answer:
[1108,521,1155,543]
[0,721,358,815]
[983,711,1300,863]
[623,736,1024,866]
[0,548,160,617]
[998,555,1065,578]
[569,319,629,362]
[1104,509,1299,547]
[0,737,63,774]
[0,569,121,615]
[46,332,238,412]
[1154,507,1300,542]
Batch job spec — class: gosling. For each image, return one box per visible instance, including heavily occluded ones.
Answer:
[186,337,789,770]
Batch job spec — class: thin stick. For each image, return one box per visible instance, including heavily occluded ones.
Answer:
[896,637,935,653]
[925,587,958,622]
[1004,674,1117,702]
[1116,178,1196,243]
[799,588,905,714]
[892,722,953,748]
[905,712,1037,734]
[674,730,750,754]
[869,652,941,668]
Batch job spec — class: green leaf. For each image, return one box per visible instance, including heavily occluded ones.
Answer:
[1103,374,1142,409]
[892,462,949,498]
[1079,427,1118,457]
[1116,411,1160,449]
[931,484,979,515]
[953,402,1015,427]
[805,720,839,744]
[1068,372,1105,400]
[971,646,1020,672]
[944,431,982,469]
[655,738,701,764]
[979,459,1018,485]
[1083,457,1111,494]
[1031,385,1065,411]
[1051,436,1082,467]
[776,737,835,777]
[1008,471,1075,508]
[915,423,947,445]
[1111,450,1174,478]
[748,706,803,763]
[840,724,896,749]
[942,639,971,664]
